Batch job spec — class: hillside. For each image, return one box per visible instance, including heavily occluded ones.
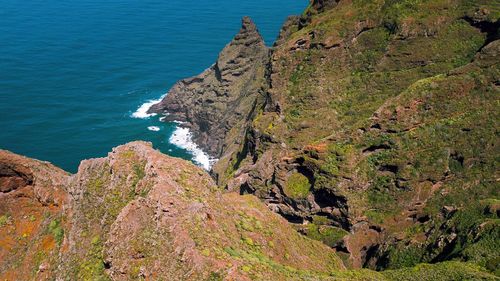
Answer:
[151,0,500,276]
[1,0,499,280]
[1,143,497,280]
[1,142,346,280]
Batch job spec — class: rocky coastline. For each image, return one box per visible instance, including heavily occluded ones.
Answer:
[148,0,500,275]
[1,0,499,279]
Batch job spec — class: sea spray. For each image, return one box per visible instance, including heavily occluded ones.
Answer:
[131,95,166,119]
[132,96,216,170]
[169,126,216,170]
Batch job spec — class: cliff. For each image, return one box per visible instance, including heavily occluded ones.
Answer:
[230,0,499,273]
[148,17,269,163]
[0,142,345,280]
[1,0,499,280]
[1,143,496,280]
[148,0,499,276]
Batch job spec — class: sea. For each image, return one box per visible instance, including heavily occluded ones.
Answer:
[0,0,307,172]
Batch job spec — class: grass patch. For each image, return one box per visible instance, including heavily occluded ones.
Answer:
[284,172,311,199]
[305,224,349,247]
[48,218,64,246]
[382,261,498,281]
[0,214,12,227]
[77,236,110,281]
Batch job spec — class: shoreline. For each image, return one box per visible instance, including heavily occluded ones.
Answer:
[132,99,215,170]
[168,123,217,171]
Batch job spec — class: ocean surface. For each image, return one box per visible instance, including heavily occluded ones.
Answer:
[0,0,307,172]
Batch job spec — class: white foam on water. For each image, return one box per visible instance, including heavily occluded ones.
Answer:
[131,95,166,119]
[169,126,216,170]
[159,113,171,122]
[131,96,216,170]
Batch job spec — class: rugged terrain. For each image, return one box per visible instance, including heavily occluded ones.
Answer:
[148,16,269,160]
[1,142,346,280]
[150,0,500,277]
[1,142,497,280]
[1,0,499,280]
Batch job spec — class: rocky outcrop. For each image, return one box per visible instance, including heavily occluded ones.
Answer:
[0,150,69,280]
[146,1,499,274]
[274,16,301,47]
[311,0,340,13]
[0,142,347,280]
[1,144,497,280]
[148,17,270,162]
[203,0,500,273]
[2,1,499,279]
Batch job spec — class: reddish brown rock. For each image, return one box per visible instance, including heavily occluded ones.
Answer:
[0,142,344,280]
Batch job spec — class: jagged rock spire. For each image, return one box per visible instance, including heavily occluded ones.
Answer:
[216,17,267,84]
[148,17,270,158]
[232,16,265,46]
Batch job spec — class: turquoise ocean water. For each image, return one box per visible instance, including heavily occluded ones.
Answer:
[0,0,307,172]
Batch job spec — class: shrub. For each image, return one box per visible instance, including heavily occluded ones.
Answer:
[285,172,311,199]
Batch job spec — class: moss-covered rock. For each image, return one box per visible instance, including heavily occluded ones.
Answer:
[284,172,311,199]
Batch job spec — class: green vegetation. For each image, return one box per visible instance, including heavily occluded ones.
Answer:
[243,237,255,246]
[434,202,499,267]
[132,162,146,189]
[48,218,64,246]
[0,214,12,227]
[382,261,498,281]
[385,244,425,269]
[207,272,223,281]
[77,236,110,281]
[284,172,311,199]
[320,143,353,176]
[367,176,398,212]
[304,223,349,247]
[1,0,498,279]
[223,246,338,279]
[353,27,390,71]
[237,0,499,276]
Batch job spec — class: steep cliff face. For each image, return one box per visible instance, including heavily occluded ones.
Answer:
[146,0,500,274]
[0,150,69,280]
[1,144,497,280]
[162,0,499,274]
[148,17,269,166]
[2,0,498,279]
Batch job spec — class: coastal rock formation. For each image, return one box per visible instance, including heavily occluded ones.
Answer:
[149,0,499,275]
[0,142,346,280]
[148,17,269,164]
[1,143,496,280]
[2,0,499,279]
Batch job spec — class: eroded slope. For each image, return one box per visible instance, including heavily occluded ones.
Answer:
[0,144,497,280]
[0,142,346,280]
[215,0,499,273]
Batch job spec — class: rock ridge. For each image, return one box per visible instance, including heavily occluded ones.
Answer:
[186,0,500,274]
[2,1,498,279]
[1,142,497,280]
[148,17,270,162]
[0,142,345,280]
